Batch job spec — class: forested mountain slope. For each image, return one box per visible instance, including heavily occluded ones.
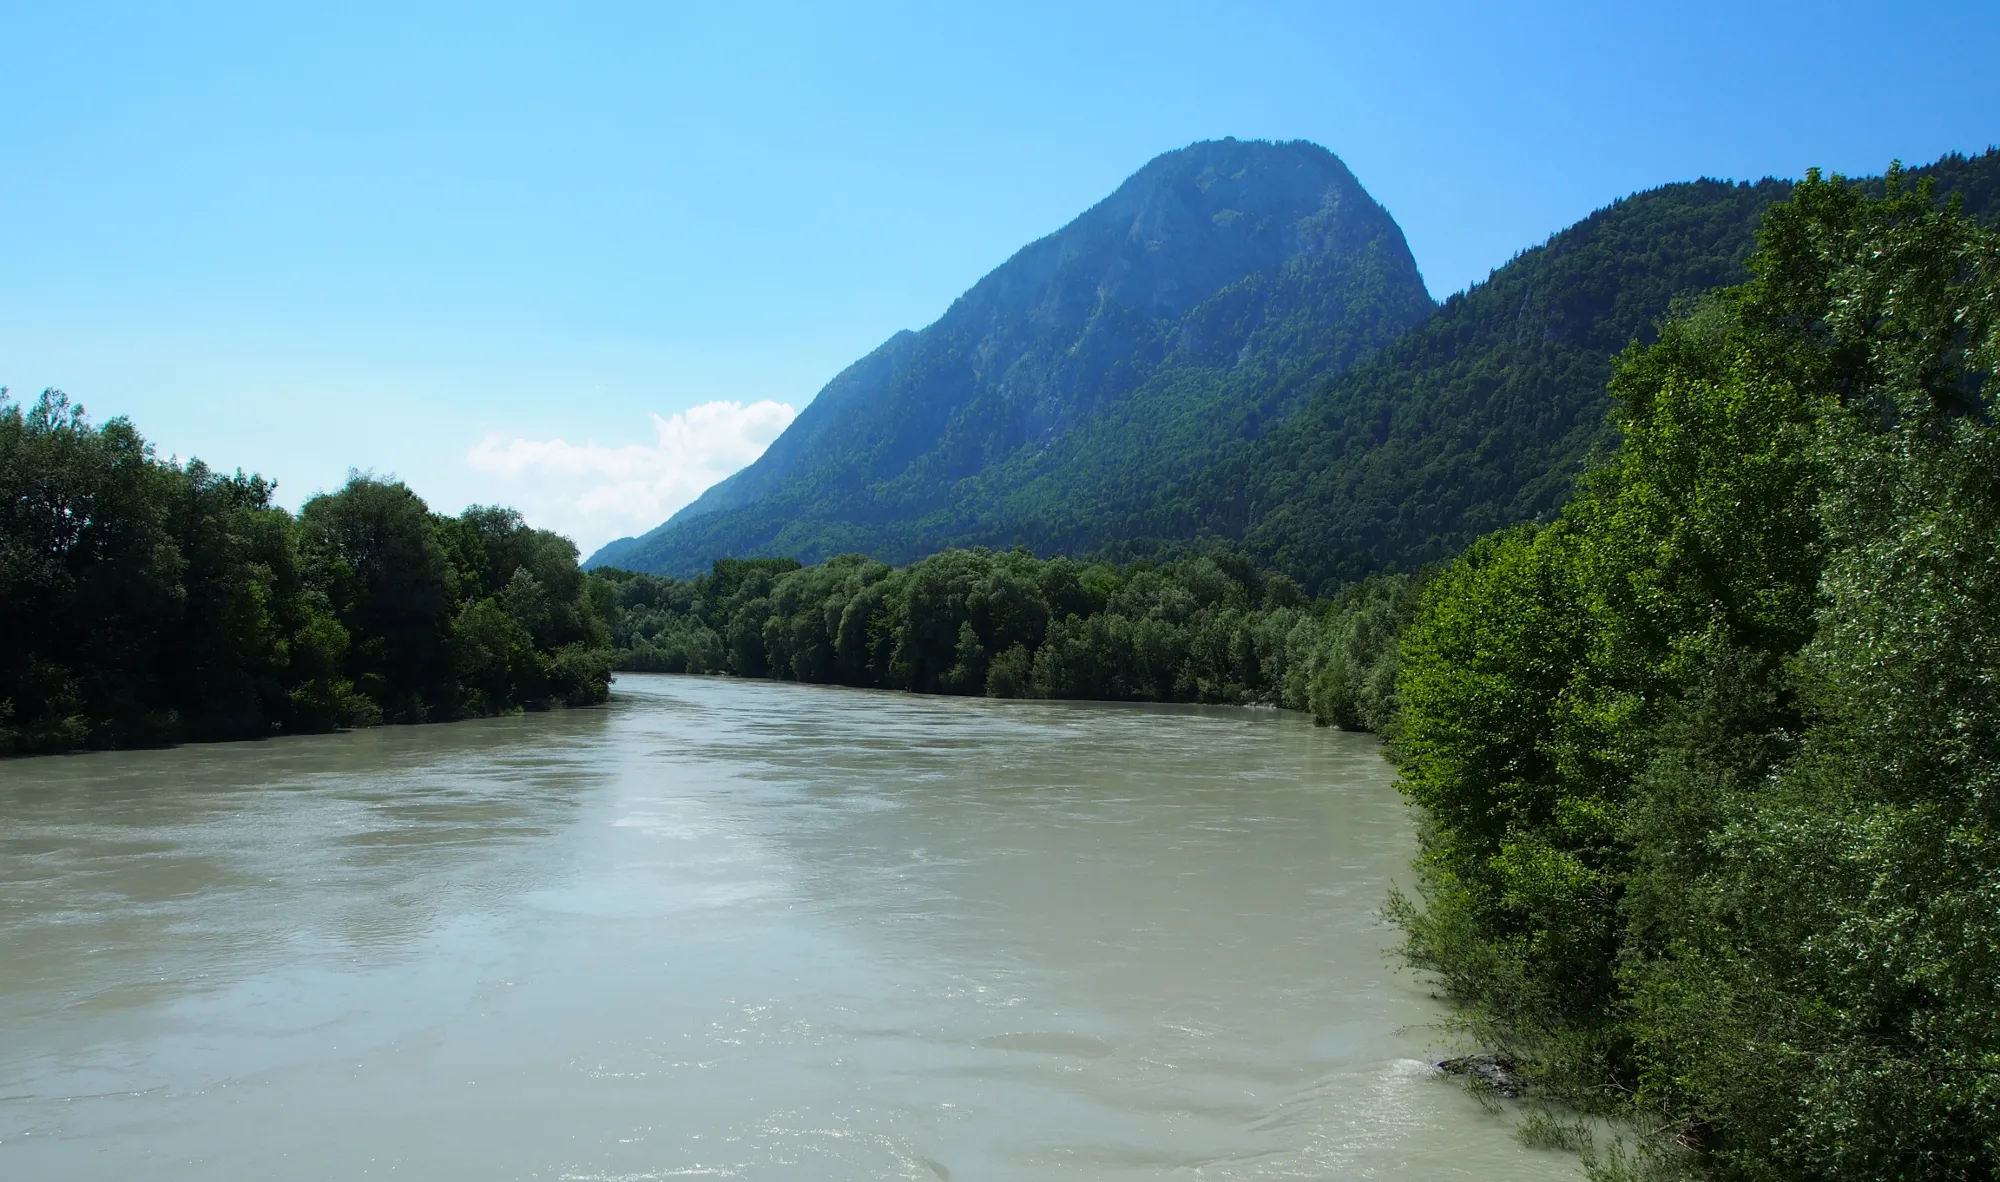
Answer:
[1120,177,1794,585]
[589,138,1435,574]
[1088,149,2000,588]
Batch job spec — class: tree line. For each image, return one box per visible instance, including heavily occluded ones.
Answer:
[0,391,613,755]
[593,548,1416,730]
[1391,170,2000,1176]
[1,380,1423,757]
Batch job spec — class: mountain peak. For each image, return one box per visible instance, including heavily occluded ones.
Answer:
[590,139,1433,575]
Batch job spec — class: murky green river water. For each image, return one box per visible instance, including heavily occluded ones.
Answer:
[0,674,1574,1179]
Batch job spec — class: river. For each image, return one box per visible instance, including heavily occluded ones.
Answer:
[0,674,1575,1180]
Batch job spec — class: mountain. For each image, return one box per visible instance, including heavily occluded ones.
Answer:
[594,144,2000,584]
[1096,149,2000,589]
[1112,176,1794,585]
[588,139,1435,573]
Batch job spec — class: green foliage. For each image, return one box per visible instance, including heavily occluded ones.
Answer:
[1394,168,2000,1177]
[1196,147,1994,589]
[595,548,1417,722]
[1515,1109,1595,1155]
[0,396,614,754]
[1303,572,1419,731]
[1140,178,1796,587]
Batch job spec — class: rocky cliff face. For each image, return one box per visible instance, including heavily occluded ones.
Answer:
[589,138,1433,574]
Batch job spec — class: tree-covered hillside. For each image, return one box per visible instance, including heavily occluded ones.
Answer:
[1118,148,2000,589]
[1139,177,1794,585]
[590,138,1434,574]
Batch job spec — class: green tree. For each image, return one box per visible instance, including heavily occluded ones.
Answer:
[298,477,458,721]
[0,410,614,755]
[1393,168,2000,1176]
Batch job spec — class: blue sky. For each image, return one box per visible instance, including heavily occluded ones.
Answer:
[5,1,1997,551]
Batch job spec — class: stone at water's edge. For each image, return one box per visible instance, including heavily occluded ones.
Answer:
[1440,1053,1530,1098]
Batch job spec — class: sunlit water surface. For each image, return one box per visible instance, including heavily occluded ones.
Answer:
[0,675,1574,1180]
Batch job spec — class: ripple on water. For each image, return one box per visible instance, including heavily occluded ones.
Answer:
[0,675,1578,1182]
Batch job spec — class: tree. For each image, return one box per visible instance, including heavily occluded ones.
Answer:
[1393,168,2000,1176]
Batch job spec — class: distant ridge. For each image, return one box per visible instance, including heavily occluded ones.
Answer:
[589,138,1434,574]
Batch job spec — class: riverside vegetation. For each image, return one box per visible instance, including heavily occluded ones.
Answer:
[0,385,1412,754]
[1393,171,2000,1177]
[592,550,1415,729]
[0,390,613,755]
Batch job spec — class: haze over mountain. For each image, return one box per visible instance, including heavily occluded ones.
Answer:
[588,139,1434,573]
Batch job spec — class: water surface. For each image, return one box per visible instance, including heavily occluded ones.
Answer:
[0,675,1572,1179]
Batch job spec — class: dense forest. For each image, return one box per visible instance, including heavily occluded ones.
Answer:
[1122,150,2000,590]
[1127,178,1791,584]
[0,391,613,755]
[593,549,1415,731]
[1392,171,2000,1176]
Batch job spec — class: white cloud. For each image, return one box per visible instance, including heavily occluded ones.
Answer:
[466,399,796,554]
